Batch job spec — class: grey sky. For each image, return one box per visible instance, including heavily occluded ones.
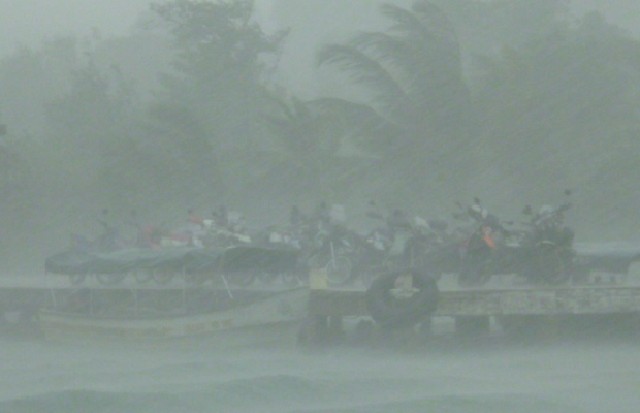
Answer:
[0,0,154,55]
[1,0,640,100]
[2,0,640,57]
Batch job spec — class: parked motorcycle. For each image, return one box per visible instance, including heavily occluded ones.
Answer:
[350,210,425,287]
[456,197,576,287]
[456,200,523,287]
[517,202,575,284]
[307,224,359,287]
[404,219,463,280]
[254,225,306,286]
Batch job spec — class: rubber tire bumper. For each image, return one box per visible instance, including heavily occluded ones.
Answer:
[366,270,439,329]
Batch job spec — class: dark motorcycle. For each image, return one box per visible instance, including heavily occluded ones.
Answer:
[250,225,307,286]
[517,203,575,284]
[401,219,454,277]
[456,195,576,287]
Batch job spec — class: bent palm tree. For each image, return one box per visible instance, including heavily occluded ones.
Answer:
[318,1,472,151]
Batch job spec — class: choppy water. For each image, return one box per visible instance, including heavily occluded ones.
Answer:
[1,331,639,413]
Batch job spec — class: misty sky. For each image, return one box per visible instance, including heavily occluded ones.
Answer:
[0,0,154,56]
[3,0,640,59]
[2,0,640,102]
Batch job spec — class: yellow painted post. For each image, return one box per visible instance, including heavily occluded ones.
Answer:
[309,267,328,290]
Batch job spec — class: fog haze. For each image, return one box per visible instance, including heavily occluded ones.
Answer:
[2,0,640,271]
[3,1,640,96]
[2,2,640,413]
[0,0,155,56]
[2,1,640,258]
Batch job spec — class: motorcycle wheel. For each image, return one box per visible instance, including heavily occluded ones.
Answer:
[185,272,207,286]
[260,271,282,286]
[96,273,127,286]
[134,270,153,284]
[458,255,491,287]
[152,269,175,285]
[230,271,256,287]
[351,262,379,289]
[68,274,87,286]
[307,253,328,270]
[281,271,302,287]
[538,246,570,285]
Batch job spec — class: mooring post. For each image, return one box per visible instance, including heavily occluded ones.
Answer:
[181,266,187,313]
[45,272,58,310]
[132,287,139,317]
[89,284,94,316]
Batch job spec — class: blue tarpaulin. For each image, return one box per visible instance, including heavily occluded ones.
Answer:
[45,245,299,275]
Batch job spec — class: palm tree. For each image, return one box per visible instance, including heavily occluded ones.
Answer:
[265,93,399,196]
[318,0,473,152]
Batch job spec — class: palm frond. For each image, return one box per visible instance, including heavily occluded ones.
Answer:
[383,2,460,63]
[309,97,394,127]
[380,3,461,79]
[412,1,458,43]
[350,32,419,71]
[380,4,431,40]
[413,1,462,64]
[317,44,408,110]
[262,92,295,121]
[308,97,404,150]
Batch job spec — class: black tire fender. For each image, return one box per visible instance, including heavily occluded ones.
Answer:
[365,269,438,328]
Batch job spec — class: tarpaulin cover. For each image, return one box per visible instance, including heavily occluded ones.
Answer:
[45,245,299,275]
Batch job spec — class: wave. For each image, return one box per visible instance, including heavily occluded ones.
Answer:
[1,375,321,413]
[1,380,590,413]
[3,389,197,413]
[294,394,590,413]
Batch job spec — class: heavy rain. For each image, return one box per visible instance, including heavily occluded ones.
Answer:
[1,1,640,412]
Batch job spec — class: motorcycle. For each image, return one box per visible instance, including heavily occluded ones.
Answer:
[456,200,522,287]
[350,210,425,287]
[517,202,575,284]
[457,200,576,287]
[254,225,306,286]
[307,224,359,287]
[352,214,447,286]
